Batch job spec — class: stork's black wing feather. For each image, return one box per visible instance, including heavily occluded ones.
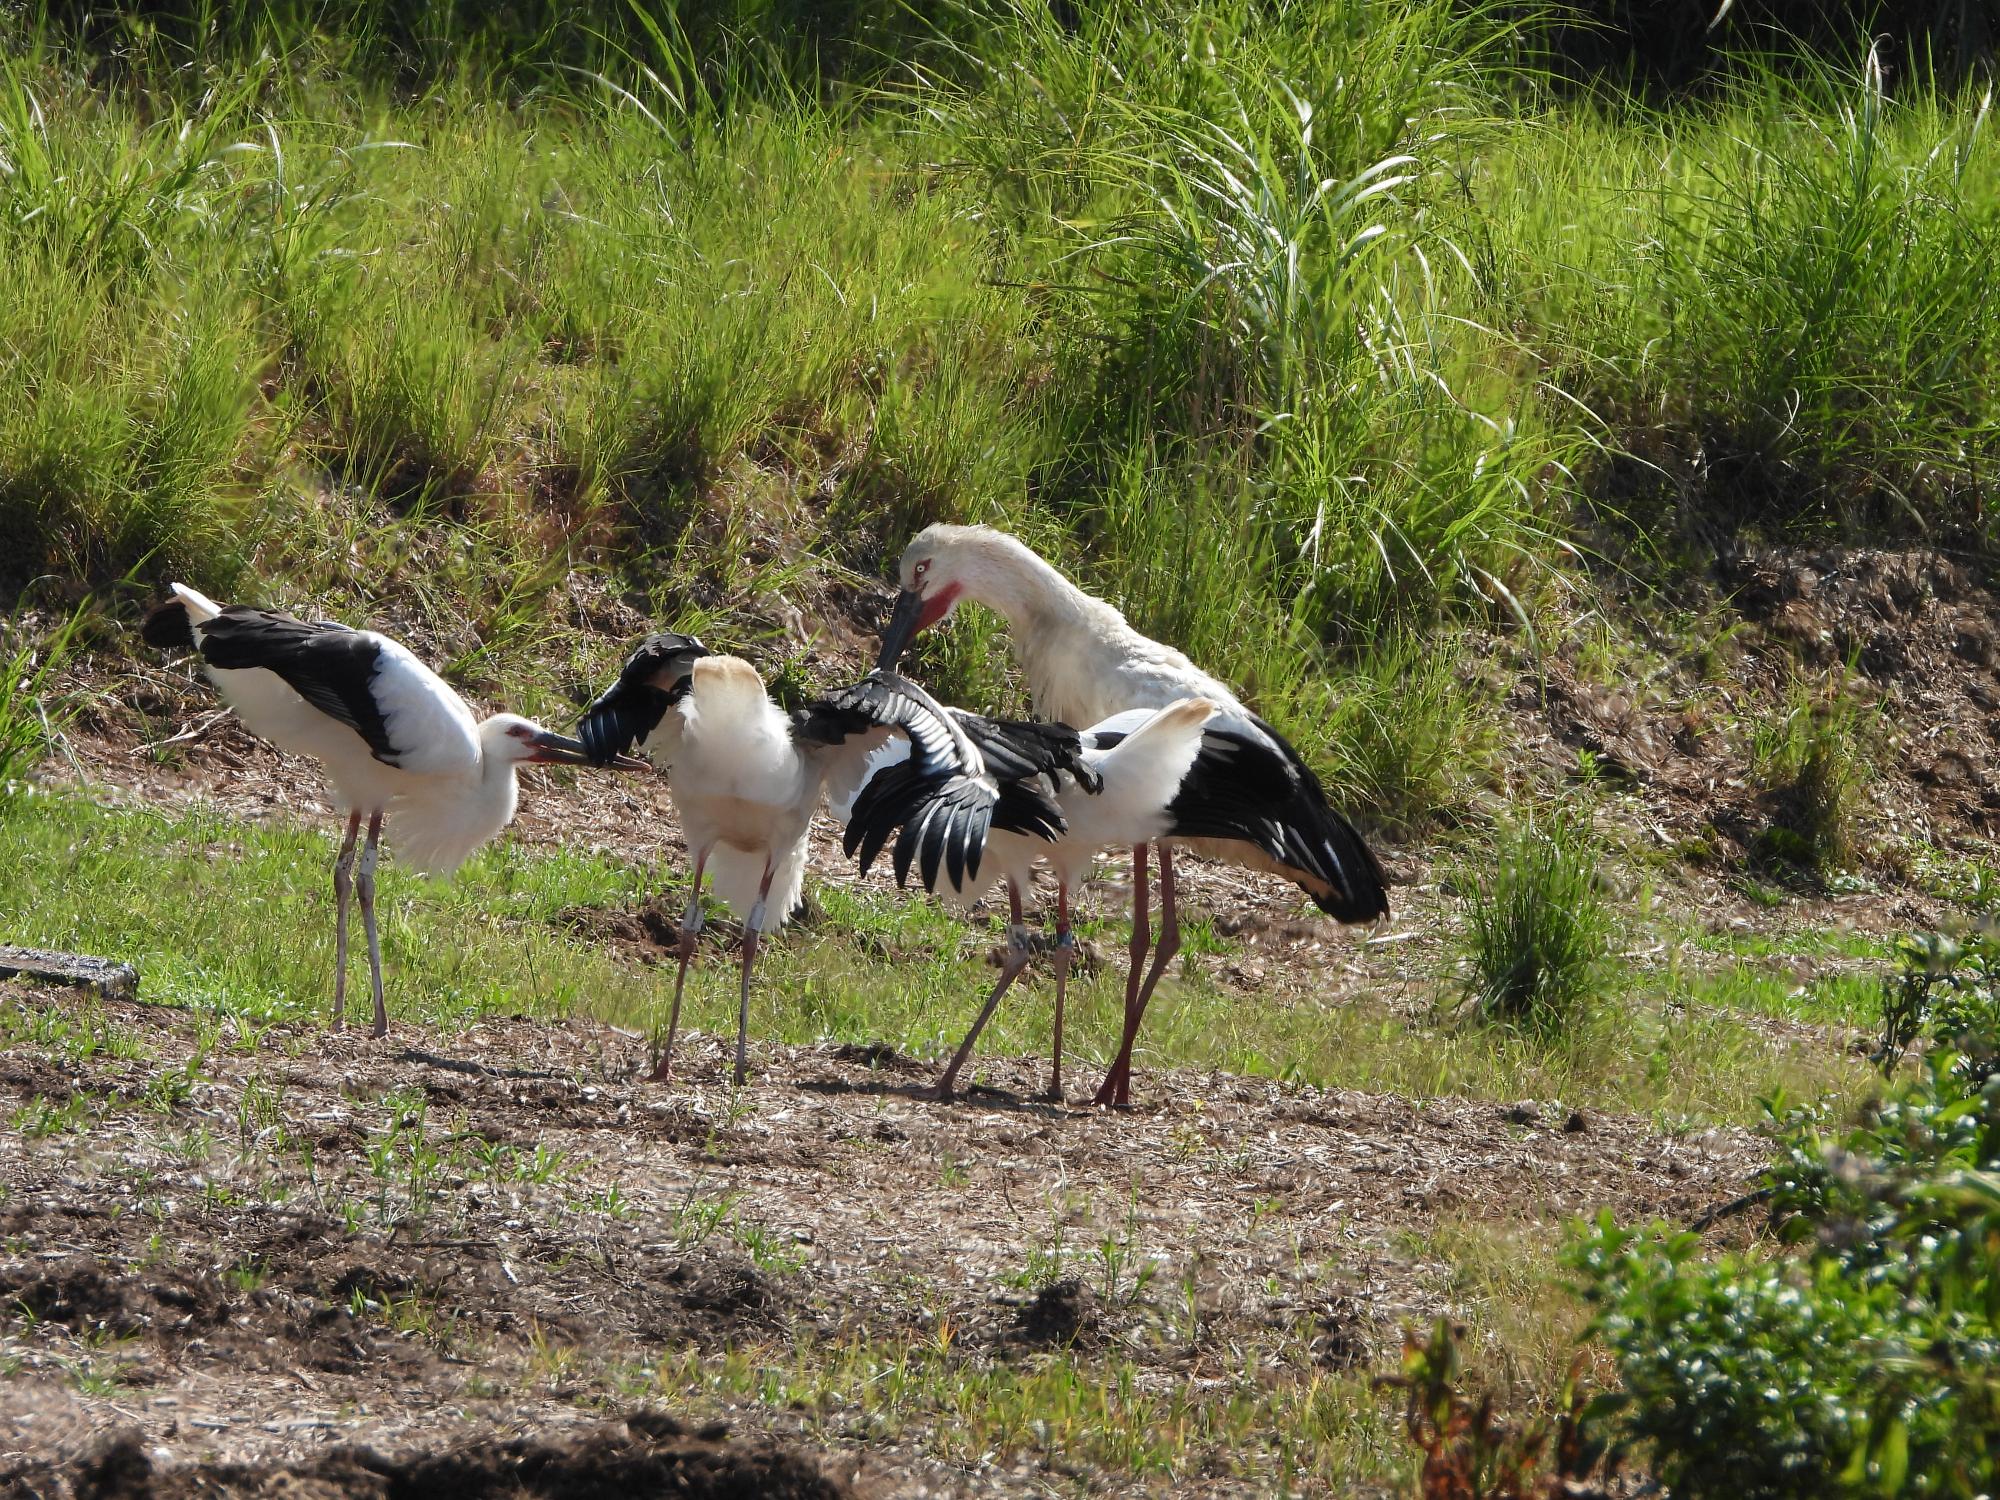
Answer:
[1165,716,1389,922]
[950,713,1102,795]
[575,631,708,765]
[797,671,962,777]
[820,670,1071,894]
[193,608,399,765]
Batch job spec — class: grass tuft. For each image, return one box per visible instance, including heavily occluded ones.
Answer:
[1460,805,1614,1032]
[1751,676,1867,878]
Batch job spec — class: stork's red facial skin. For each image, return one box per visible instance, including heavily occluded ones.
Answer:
[916,582,963,635]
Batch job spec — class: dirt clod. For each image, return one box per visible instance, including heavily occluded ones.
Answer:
[0,1259,225,1341]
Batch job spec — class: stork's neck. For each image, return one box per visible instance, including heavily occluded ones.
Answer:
[964,542,1137,721]
[970,542,1114,645]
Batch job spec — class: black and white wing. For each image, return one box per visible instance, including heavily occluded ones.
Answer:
[141,588,479,774]
[186,609,400,761]
[575,631,711,768]
[797,671,1069,893]
[949,711,1103,796]
[1164,709,1389,922]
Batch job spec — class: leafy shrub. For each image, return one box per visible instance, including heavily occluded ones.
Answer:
[1573,929,2000,1498]
[1876,930,2000,1084]
[1461,806,1612,1030]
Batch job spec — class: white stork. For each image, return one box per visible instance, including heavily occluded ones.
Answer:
[875,524,1390,1105]
[576,638,1069,1086]
[139,583,636,1037]
[838,697,1215,1103]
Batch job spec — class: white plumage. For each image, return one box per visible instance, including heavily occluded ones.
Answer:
[141,582,621,1037]
[580,643,1054,1088]
[878,523,1389,1105]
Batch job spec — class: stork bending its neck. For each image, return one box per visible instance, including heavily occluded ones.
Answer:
[877,524,1389,1105]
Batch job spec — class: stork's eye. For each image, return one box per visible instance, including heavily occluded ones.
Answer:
[914,560,930,580]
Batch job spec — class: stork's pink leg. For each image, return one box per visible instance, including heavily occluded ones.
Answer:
[1107,845,1179,1106]
[1041,881,1074,1103]
[1092,843,1151,1106]
[330,811,362,1031]
[932,884,1032,1101]
[356,812,388,1038]
[1097,846,1177,1105]
[732,858,779,1087]
[649,844,712,1084]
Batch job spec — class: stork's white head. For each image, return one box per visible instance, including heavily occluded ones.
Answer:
[878,524,1044,671]
[477,714,629,768]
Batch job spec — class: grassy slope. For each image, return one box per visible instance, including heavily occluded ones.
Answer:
[6,7,1985,813]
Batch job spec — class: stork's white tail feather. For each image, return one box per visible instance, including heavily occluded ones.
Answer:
[169,581,225,626]
[1064,698,1213,852]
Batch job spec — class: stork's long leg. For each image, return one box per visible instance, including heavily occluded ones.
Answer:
[932,888,1032,1102]
[1041,880,1074,1104]
[649,843,712,1084]
[1093,843,1152,1106]
[732,858,778,1087]
[356,811,388,1039]
[1095,844,1177,1107]
[330,811,362,1031]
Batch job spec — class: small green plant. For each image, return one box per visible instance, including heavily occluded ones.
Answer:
[0,607,81,795]
[1461,806,1613,1032]
[733,1219,806,1275]
[12,1092,95,1138]
[1751,678,1866,878]
[670,1182,740,1253]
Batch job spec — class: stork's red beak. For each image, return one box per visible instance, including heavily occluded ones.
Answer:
[876,585,959,672]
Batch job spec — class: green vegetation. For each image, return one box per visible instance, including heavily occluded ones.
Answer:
[4,2,1997,1494]
[0,608,78,792]
[1460,806,1611,1031]
[1751,676,1869,878]
[0,792,1869,1122]
[1,2,1988,820]
[1572,932,2000,1499]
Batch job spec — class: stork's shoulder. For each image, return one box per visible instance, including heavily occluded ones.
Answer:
[364,634,480,773]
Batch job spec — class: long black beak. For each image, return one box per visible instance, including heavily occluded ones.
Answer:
[530,729,646,770]
[876,589,924,673]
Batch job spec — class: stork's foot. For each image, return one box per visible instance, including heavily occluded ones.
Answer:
[916,1081,960,1104]
[1036,1086,1067,1106]
[371,1020,389,1040]
[644,1059,676,1084]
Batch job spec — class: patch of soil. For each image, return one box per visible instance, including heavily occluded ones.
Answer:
[0,1259,226,1343]
[0,952,1768,1495]
[0,1412,851,1500]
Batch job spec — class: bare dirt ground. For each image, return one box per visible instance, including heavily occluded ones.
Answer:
[0,979,1761,1498]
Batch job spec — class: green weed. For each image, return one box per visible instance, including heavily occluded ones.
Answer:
[1460,807,1615,1032]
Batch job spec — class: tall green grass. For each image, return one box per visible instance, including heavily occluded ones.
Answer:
[0,4,1993,821]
